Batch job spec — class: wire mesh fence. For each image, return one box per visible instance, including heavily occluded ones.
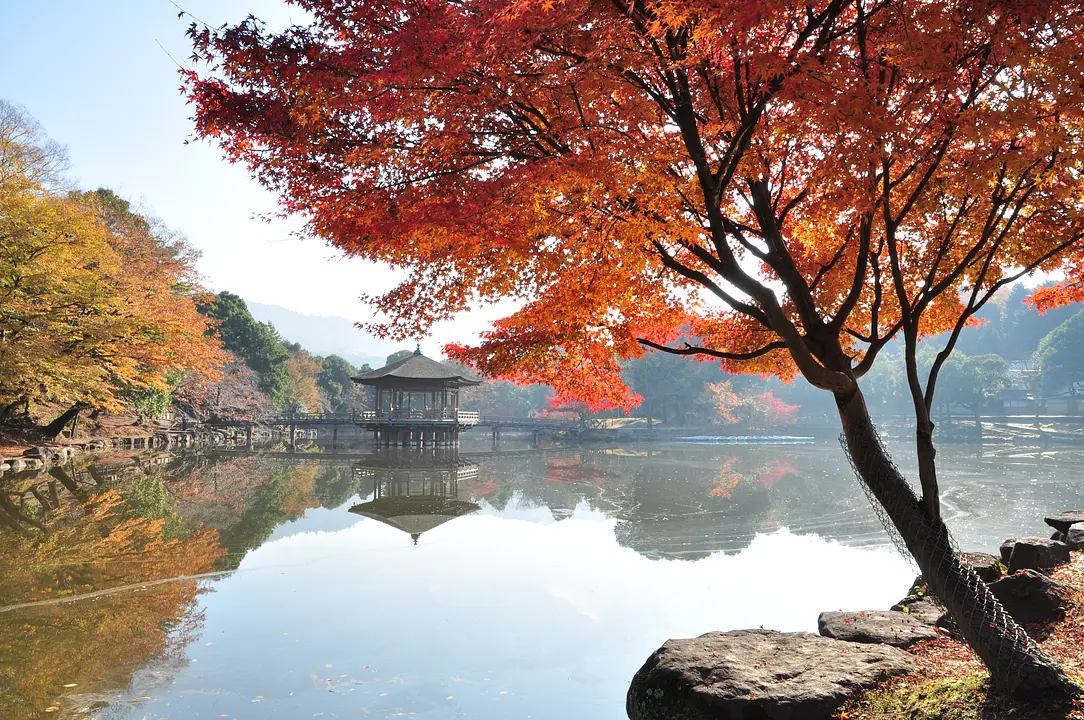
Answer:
[839,429,1052,680]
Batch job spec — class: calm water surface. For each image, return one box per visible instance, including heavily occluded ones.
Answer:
[2,438,1083,719]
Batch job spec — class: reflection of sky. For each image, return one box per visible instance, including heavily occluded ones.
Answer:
[117,507,911,719]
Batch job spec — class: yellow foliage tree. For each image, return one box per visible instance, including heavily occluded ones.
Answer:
[285,350,322,412]
[0,100,225,427]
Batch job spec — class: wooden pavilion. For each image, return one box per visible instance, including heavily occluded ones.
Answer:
[352,347,482,446]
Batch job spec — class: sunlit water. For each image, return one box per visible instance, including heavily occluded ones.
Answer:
[2,438,1083,719]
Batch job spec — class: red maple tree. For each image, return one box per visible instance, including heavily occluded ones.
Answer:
[185,0,1084,695]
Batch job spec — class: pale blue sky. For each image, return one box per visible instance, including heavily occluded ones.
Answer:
[0,0,500,355]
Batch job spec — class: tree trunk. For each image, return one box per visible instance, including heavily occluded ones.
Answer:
[836,385,1075,699]
[0,506,31,536]
[48,466,85,500]
[0,493,47,532]
[41,402,89,440]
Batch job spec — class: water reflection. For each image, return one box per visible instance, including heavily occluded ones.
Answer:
[0,440,1082,718]
[350,454,481,543]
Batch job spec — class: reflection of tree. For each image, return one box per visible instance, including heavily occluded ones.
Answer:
[0,479,223,606]
[468,448,811,560]
[216,464,320,569]
[709,456,797,499]
[0,466,224,718]
[313,466,361,509]
[0,581,205,718]
[610,452,780,560]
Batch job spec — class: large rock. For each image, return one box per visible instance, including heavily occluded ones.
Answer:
[626,630,914,720]
[1007,537,1070,573]
[818,609,938,648]
[988,570,1071,625]
[1044,511,1084,535]
[1066,525,1084,551]
[1000,539,1017,564]
[959,552,1004,582]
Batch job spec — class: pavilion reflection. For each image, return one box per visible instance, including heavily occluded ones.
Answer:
[349,451,481,544]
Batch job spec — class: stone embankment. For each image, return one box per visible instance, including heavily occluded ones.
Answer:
[627,510,1084,720]
[0,426,256,477]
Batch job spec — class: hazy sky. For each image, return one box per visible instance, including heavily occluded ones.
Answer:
[0,0,503,356]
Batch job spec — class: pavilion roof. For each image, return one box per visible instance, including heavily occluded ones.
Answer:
[348,497,480,539]
[351,348,482,386]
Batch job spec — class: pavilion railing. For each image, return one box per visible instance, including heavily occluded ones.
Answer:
[356,409,479,423]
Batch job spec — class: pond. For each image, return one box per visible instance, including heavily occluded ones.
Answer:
[1,437,1082,719]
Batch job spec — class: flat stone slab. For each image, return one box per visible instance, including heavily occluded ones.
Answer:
[1007,537,1070,573]
[818,610,938,648]
[627,630,914,720]
[1045,511,1084,534]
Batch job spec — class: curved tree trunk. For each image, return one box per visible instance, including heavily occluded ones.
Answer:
[41,401,89,440]
[836,386,1075,699]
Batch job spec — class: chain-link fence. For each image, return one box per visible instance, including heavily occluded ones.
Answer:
[839,429,1058,684]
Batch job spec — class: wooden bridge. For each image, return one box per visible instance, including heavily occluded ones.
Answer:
[202,411,578,448]
[204,411,577,430]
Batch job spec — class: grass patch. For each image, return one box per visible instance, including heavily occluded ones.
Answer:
[846,673,989,720]
[843,672,1084,720]
[845,676,1084,720]
[840,551,1084,720]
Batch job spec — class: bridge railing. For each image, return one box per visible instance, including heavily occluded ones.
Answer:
[278,411,357,420]
[477,415,579,428]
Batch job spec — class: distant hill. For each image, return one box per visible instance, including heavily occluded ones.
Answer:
[245,301,390,369]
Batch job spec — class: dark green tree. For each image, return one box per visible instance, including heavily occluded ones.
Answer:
[199,292,292,405]
[313,467,361,509]
[385,348,415,366]
[1035,309,1084,395]
[317,355,369,412]
[622,349,728,425]
[937,353,1009,423]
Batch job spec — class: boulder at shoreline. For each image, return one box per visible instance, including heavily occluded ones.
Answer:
[627,629,913,720]
[988,569,1071,625]
[1006,537,1070,573]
